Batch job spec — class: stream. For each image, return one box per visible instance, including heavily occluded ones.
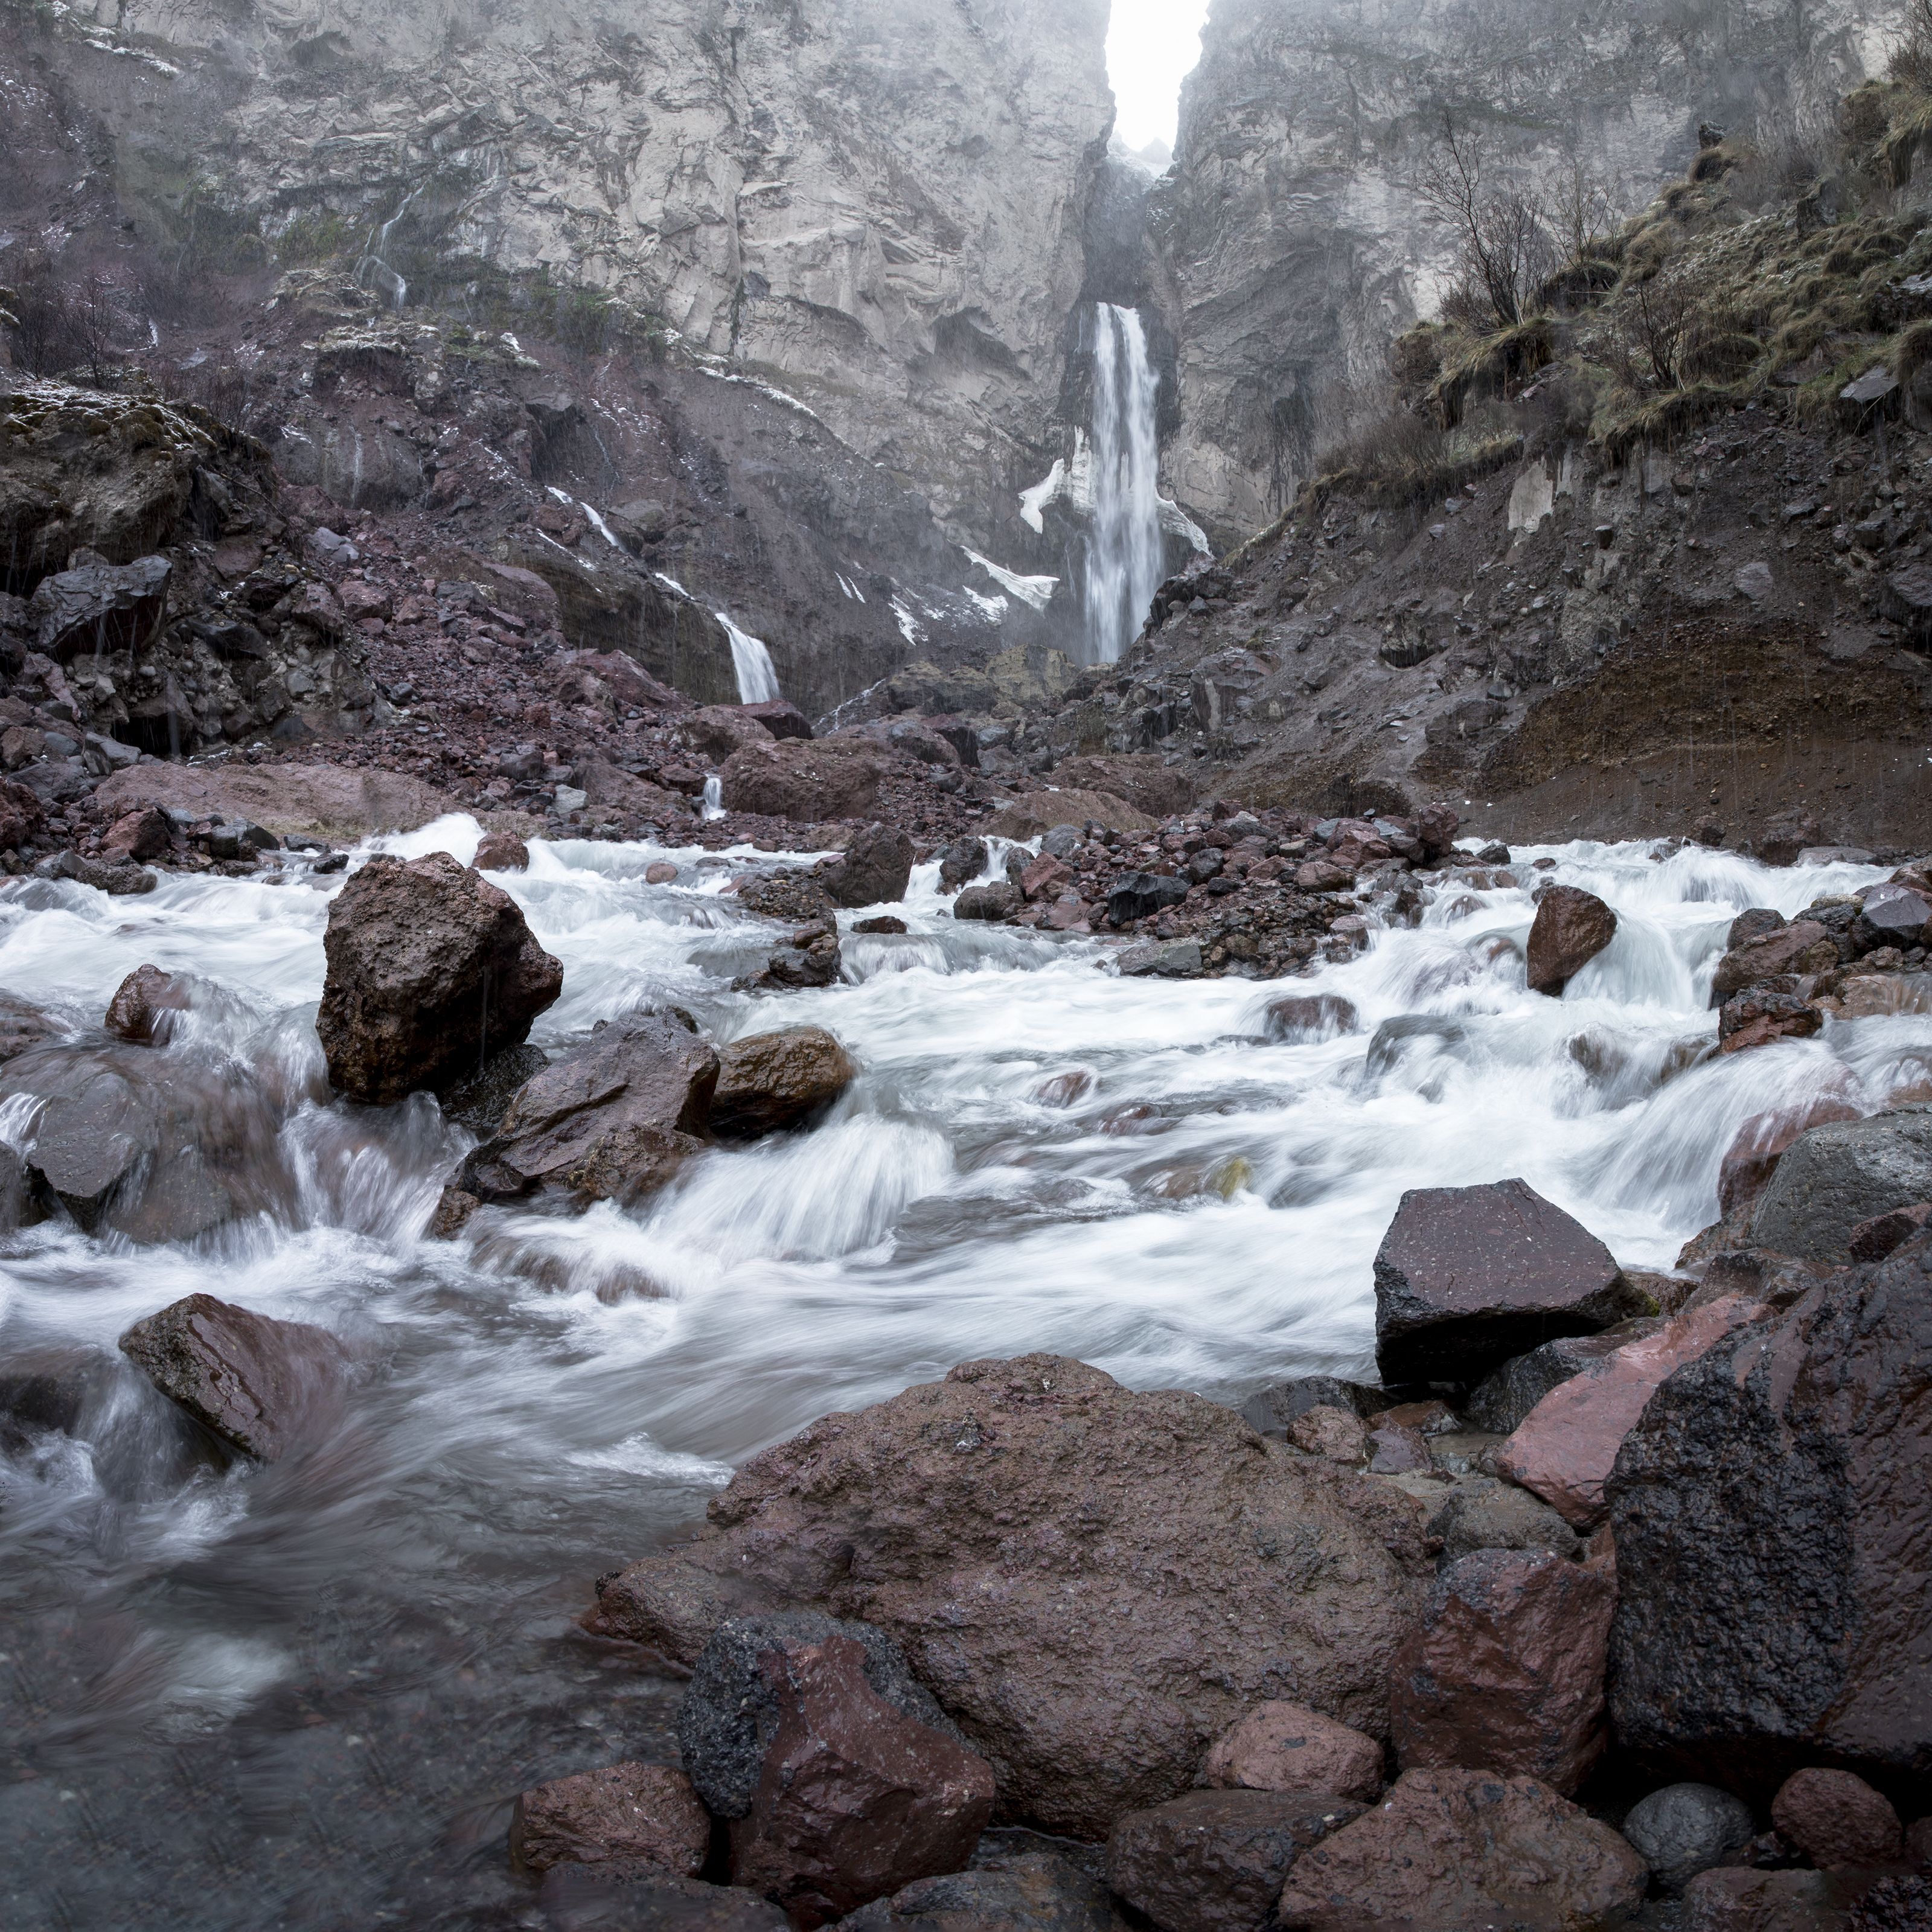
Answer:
[0,825,1920,1929]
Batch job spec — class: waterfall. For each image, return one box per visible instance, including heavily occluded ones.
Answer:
[715,611,779,703]
[701,775,726,820]
[1083,302,1165,665]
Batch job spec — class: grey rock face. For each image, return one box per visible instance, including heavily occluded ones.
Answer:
[1622,1783,1756,1896]
[1154,0,1893,534]
[1748,1107,1932,1262]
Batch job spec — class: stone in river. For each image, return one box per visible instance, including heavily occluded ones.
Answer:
[1525,885,1617,995]
[1749,1106,1932,1262]
[824,824,914,908]
[1620,1782,1755,1895]
[511,1761,710,1877]
[711,1027,856,1138]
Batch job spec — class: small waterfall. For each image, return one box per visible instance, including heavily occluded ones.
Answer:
[715,611,779,703]
[1083,302,1164,665]
[701,775,726,820]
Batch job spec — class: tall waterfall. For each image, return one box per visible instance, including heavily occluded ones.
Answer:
[715,611,780,703]
[1083,302,1165,665]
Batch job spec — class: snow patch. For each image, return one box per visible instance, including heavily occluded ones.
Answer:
[962,548,1057,612]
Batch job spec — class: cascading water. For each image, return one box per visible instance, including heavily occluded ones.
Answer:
[1083,302,1165,665]
[714,612,780,703]
[4,825,1925,1924]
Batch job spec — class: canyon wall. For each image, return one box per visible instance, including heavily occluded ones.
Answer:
[1154,0,1902,540]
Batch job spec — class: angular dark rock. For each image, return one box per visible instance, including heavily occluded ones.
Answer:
[1607,1245,1932,1790]
[1749,1107,1932,1263]
[1373,1177,1635,1388]
[824,824,914,909]
[737,871,836,924]
[118,1293,347,1462]
[1424,1477,1582,1566]
[1718,985,1823,1054]
[952,881,1020,921]
[840,1853,1115,1932]
[1621,1782,1756,1896]
[740,699,812,741]
[104,964,195,1045]
[440,1043,549,1136]
[1526,885,1617,996]
[30,555,171,661]
[317,851,563,1104]
[936,836,988,889]
[720,736,888,820]
[1106,1790,1364,1932]
[1262,994,1360,1043]
[1239,1377,1380,1435]
[1848,1201,1932,1262]
[1719,1099,1866,1224]
[1681,1865,1857,1928]
[460,1012,717,1209]
[1710,920,1839,1003]
[712,1028,856,1138]
[1106,872,1189,924]
[1854,884,1932,953]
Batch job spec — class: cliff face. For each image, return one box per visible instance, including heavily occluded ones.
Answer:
[1155,0,1899,540]
[65,0,1113,550]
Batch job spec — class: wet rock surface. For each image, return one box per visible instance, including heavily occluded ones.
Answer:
[1526,885,1618,995]
[589,1355,1431,1839]
[1748,1108,1932,1263]
[1623,1782,1758,1895]
[711,1028,856,1139]
[103,964,195,1045]
[510,1761,710,1878]
[822,825,914,909]
[840,1853,1118,1932]
[1200,1704,1383,1803]
[318,851,563,1104]
[1771,1768,1904,1870]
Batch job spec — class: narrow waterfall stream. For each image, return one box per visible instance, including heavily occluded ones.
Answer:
[714,613,781,704]
[1083,303,1165,665]
[2,827,1922,1925]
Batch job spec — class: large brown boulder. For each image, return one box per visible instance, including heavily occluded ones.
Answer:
[1606,1242,1932,1790]
[1389,1549,1615,1795]
[460,1012,717,1208]
[118,1293,347,1462]
[0,775,46,853]
[712,1028,856,1138]
[510,1762,710,1878]
[720,737,890,820]
[1525,886,1617,996]
[1373,1178,1636,1388]
[823,824,914,908]
[586,1355,1433,1840]
[318,851,563,1104]
[1771,1768,1903,1869]
[1274,1768,1648,1931]
[1710,919,1840,1004]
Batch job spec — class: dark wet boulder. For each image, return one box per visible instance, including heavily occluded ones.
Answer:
[1749,1106,1932,1262]
[1105,1790,1364,1932]
[952,881,1020,922]
[460,1011,717,1209]
[1718,984,1823,1054]
[1239,1377,1381,1435]
[679,1614,994,1927]
[440,1042,549,1136]
[1621,1783,1756,1895]
[1710,920,1839,1003]
[0,993,54,1066]
[36,849,156,895]
[823,824,914,909]
[1855,883,1932,954]
[473,829,529,872]
[1106,872,1189,925]
[1718,1099,1866,1224]
[317,850,563,1105]
[840,1854,1114,1932]
[743,918,843,991]
[30,554,171,661]
[118,1292,348,1461]
[737,871,836,924]
[1262,995,1360,1043]
[0,1347,103,1450]
[510,1761,711,1878]
[1525,886,1617,995]
[1372,1178,1637,1388]
[1424,1476,1582,1566]
[1607,1242,1932,1791]
[100,804,173,863]
[741,699,812,742]
[0,1141,41,1235]
[936,836,988,890]
[104,964,196,1044]
[712,1028,856,1138]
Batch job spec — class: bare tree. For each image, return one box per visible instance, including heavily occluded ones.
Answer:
[1415,114,1558,329]
[1608,266,1695,390]
[1550,155,1617,260]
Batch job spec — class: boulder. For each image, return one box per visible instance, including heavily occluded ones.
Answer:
[1718,986,1823,1054]
[1526,886,1617,995]
[511,1762,709,1878]
[1106,872,1189,924]
[0,1142,39,1236]
[1106,1791,1364,1932]
[1848,1201,1932,1262]
[460,1012,717,1209]
[738,872,836,924]
[936,837,988,889]
[1728,907,1790,948]
[1710,921,1840,1003]
[686,705,773,760]
[1366,1421,1430,1473]
[712,1028,856,1138]
[100,804,173,863]
[741,700,812,741]
[1496,1294,1770,1529]
[1239,1378,1380,1435]
[744,920,844,991]
[1274,1768,1648,1931]
[103,965,196,1045]
[1750,1107,1932,1262]
[1372,1178,1635,1388]
[1020,853,1074,903]
[475,830,529,871]
[1719,1100,1865,1224]
[588,1355,1433,1840]
[680,1616,994,1928]
[1622,1783,1756,1895]
[317,851,563,1104]
[118,1293,347,1461]
[983,790,1154,840]
[0,774,45,852]
[720,737,889,820]
[840,1852,1115,1932]
[1286,1406,1369,1465]
[440,1043,549,1137]
[94,760,456,842]
[30,555,171,661]
[1463,1320,1665,1436]
[1607,1244,1932,1790]
[1854,884,1932,953]
[1262,996,1360,1044]
[1771,1768,1903,1869]
[1850,1876,1932,1928]
[1424,1477,1582,1566]
[1201,1704,1383,1803]
[1389,1549,1615,1794]
[824,824,914,908]
[1118,939,1203,977]
[952,882,1020,922]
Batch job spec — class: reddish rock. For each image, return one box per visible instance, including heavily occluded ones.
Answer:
[104,964,194,1044]
[1719,1100,1864,1223]
[1607,1247,1932,1788]
[427,1186,479,1239]
[645,860,680,884]
[1106,1790,1364,1932]
[705,1629,995,1927]
[101,805,173,863]
[720,737,889,820]
[1855,884,1932,952]
[712,1028,856,1138]
[337,578,392,621]
[1275,1767,1648,1931]
[1263,995,1360,1043]
[1389,1548,1615,1794]
[1373,1177,1636,1388]
[1526,886,1617,996]
[686,705,773,760]
[1849,1201,1932,1262]
[1366,1421,1431,1473]
[1710,920,1840,1002]
[1772,1768,1904,1869]
[1021,853,1074,903]
[1294,859,1351,892]
[1682,1866,1860,1928]
[511,1761,710,1876]
[1287,1406,1369,1465]
[118,1293,347,1461]
[0,775,46,852]
[1719,987,1823,1054]
[475,830,529,871]
[318,851,563,1104]
[589,1355,1432,1840]
[1044,894,1088,932]
[1495,1294,1770,1528]
[1201,1703,1383,1803]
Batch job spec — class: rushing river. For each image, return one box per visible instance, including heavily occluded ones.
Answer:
[0,825,1919,1927]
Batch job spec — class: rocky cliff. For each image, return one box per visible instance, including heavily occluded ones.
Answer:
[1155,0,1901,540]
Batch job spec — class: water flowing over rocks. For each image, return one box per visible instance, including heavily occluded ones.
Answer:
[318,850,563,1104]
[588,1355,1433,1840]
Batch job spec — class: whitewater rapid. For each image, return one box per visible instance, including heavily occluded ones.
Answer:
[0,827,1919,1924]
